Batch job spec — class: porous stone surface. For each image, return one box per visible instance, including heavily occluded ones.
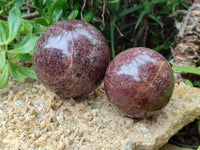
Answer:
[33,19,110,98]
[0,79,200,150]
[104,47,175,118]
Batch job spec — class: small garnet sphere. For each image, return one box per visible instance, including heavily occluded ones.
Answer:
[33,19,110,98]
[104,47,175,119]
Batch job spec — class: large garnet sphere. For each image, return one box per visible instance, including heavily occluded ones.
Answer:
[104,47,174,118]
[33,19,110,98]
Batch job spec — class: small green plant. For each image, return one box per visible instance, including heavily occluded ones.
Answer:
[173,65,200,75]
[197,116,200,135]
[184,79,194,87]
[32,0,93,26]
[198,146,200,150]
[0,7,38,89]
[0,0,23,15]
[32,0,67,26]
[173,65,200,87]
[173,65,200,149]
[89,0,189,58]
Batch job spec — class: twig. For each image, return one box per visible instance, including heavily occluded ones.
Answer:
[88,1,102,23]
[0,12,40,20]
[81,0,86,20]
[169,10,188,17]
[101,0,106,29]
[143,19,149,47]
[22,12,40,19]
[106,6,123,36]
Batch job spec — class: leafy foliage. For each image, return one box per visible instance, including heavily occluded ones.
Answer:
[32,0,93,26]
[173,65,200,75]
[0,7,37,89]
[32,0,65,26]
[173,65,200,87]
[88,0,189,58]
[184,79,194,87]
[0,0,193,88]
[0,0,23,15]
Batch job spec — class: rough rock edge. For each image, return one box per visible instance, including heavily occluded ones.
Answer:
[170,1,200,82]
[170,0,200,67]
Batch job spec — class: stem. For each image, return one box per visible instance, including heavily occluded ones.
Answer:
[101,0,106,29]
[197,116,200,135]
[110,21,115,58]
[81,0,86,20]
[22,12,40,19]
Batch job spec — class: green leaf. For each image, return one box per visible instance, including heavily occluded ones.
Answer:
[31,21,47,34]
[135,11,146,29]
[83,12,93,22]
[20,67,37,80]
[193,80,200,87]
[5,7,22,44]
[120,22,135,31]
[5,0,15,7]
[46,0,54,13]
[8,53,21,62]
[51,0,65,14]
[197,146,200,150]
[0,0,7,6]
[20,54,32,61]
[52,9,62,23]
[173,65,200,75]
[98,0,119,3]
[0,50,6,72]
[30,85,38,89]
[33,16,49,26]
[0,62,9,89]
[197,116,200,138]
[151,0,168,4]
[7,34,38,54]
[148,14,163,26]
[119,4,143,18]
[143,1,155,14]
[0,20,9,42]
[14,0,23,10]
[184,80,193,87]
[32,0,44,16]
[74,3,80,10]
[49,0,65,19]
[18,19,33,34]
[8,60,37,81]
[8,60,28,81]
[110,21,115,58]
[68,10,78,19]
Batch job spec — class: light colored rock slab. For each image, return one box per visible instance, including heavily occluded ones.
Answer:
[0,81,200,149]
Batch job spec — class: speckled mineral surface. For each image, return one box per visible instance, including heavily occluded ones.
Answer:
[0,79,199,150]
[104,47,175,118]
[33,19,110,98]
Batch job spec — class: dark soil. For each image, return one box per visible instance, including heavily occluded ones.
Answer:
[169,119,200,149]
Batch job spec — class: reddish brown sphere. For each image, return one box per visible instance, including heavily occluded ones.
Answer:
[33,19,110,98]
[104,47,174,118]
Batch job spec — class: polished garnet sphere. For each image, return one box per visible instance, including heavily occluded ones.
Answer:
[33,19,110,98]
[104,47,174,118]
